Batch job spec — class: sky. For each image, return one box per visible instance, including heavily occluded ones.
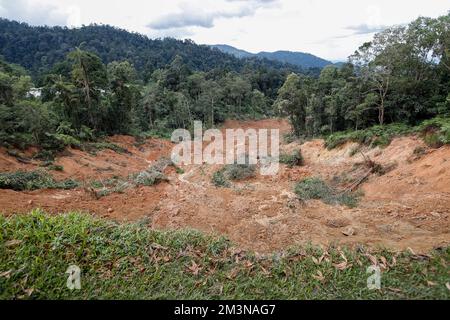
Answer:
[0,0,448,61]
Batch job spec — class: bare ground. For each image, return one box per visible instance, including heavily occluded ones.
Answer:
[1,119,449,253]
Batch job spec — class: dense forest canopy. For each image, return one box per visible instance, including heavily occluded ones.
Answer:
[275,13,450,136]
[0,13,449,155]
[0,19,308,81]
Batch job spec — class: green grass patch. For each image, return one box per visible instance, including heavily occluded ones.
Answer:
[0,211,449,299]
[294,177,361,208]
[0,170,78,191]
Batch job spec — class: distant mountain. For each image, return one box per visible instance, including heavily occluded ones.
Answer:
[210,44,254,59]
[210,45,333,69]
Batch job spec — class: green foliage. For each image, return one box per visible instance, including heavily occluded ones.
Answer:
[223,162,256,181]
[0,170,78,191]
[325,123,412,149]
[1,210,449,299]
[415,116,450,147]
[275,13,450,138]
[280,150,304,167]
[294,178,361,208]
[211,169,230,188]
[81,142,129,155]
[133,158,172,187]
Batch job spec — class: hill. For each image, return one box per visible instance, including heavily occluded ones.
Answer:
[0,19,303,79]
[210,44,333,69]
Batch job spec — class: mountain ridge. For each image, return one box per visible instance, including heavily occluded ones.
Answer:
[210,44,333,69]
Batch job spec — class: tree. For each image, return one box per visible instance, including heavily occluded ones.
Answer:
[274,73,309,136]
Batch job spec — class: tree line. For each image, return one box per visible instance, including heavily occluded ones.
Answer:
[0,13,448,153]
[275,13,450,137]
[0,46,283,151]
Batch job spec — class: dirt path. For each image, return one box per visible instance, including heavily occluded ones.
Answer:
[1,119,449,253]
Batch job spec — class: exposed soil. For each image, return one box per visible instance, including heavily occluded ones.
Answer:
[1,119,449,253]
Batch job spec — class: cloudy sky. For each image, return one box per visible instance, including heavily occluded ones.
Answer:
[0,0,448,61]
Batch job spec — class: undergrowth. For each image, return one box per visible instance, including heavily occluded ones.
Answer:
[0,170,79,191]
[325,116,450,150]
[0,211,448,299]
[294,177,361,208]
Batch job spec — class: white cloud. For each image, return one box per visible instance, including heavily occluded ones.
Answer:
[0,0,448,61]
[0,0,70,26]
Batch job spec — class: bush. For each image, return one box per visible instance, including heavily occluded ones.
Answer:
[280,150,304,167]
[223,162,256,181]
[294,177,360,208]
[81,142,129,155]
[0,170,78,191]
[416,117,450,148]
[133,158,172,187]
[325,123,412,150]
[211,169,230,188]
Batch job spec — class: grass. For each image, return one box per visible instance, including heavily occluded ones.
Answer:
[0,210,449,300]
[325,116,450,150]
[0,170,79,191]
[294,178,361,208]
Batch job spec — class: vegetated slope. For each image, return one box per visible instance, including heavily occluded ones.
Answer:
[0,119,449,254]
[0,19,303,79]
[211,44,333,68]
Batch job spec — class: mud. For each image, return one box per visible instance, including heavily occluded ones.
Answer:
[1,119,449,253]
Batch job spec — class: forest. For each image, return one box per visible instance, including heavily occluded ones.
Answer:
[0,13,449,154]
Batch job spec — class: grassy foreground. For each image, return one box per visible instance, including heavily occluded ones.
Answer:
[0,211,449,300]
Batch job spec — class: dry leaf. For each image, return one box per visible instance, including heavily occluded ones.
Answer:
[187,261,202,276]
[446,282,450,291]
[227,268,239,280]
[312,270,325,282]
[24,288,34,297]
[366,254,378,266]
[0,270,12,279]
[426,281,437,287]
[5,240,22,247]
[312,257,319,265]
[333,261,348,270]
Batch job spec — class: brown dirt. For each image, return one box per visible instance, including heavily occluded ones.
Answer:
[1,119,449,253]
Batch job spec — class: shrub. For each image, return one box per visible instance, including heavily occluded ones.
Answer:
[280,150,304,167]
[416,117,450,148]
[133,158,172,186]
[81,142,129,155]
[223,163,256,181]
[294,177,360,208]
[46,164,64,171]
[325,123,412,150]
[0,170,78,191]
[212,169,230,188]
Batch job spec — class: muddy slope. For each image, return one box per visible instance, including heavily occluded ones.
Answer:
[0,119,449,253]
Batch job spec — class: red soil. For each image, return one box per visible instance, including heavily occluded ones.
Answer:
[1,119,449,253]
